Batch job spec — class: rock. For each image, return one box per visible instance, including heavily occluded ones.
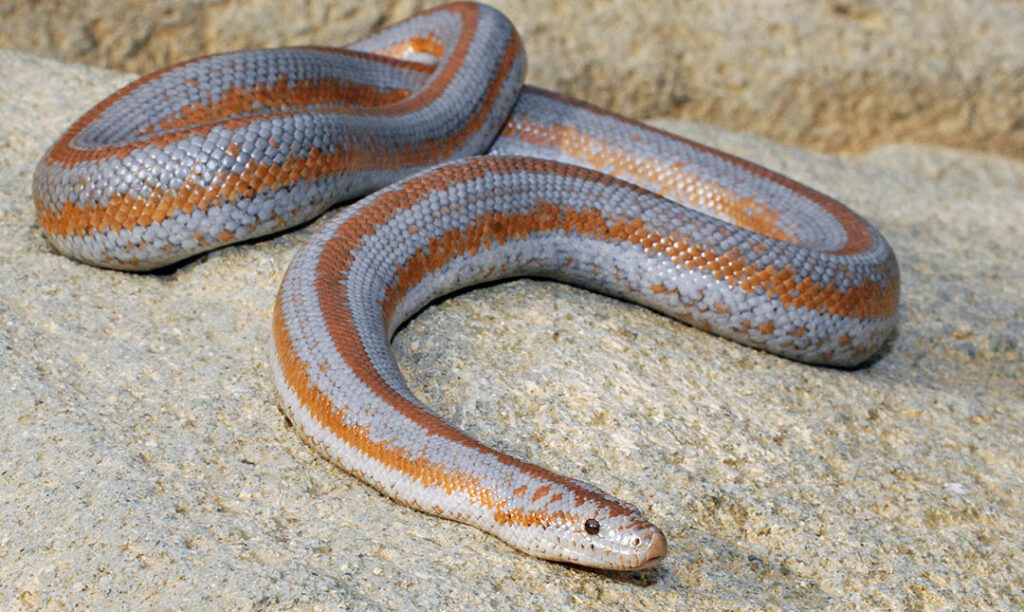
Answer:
[1,0,1021,159]
[1,48,1021,608]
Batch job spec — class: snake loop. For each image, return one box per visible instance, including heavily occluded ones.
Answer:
[34,2,898,570]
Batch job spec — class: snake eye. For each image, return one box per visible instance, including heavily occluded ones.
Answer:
[584,518,601,535]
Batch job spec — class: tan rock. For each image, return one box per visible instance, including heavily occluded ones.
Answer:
[2,48,1022,608]
[1,0,1021,158]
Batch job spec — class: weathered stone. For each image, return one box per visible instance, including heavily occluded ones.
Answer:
[1,49,1021,608]
[0,0,1021,158]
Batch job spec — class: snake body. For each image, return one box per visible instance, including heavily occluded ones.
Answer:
[33,3,899,571]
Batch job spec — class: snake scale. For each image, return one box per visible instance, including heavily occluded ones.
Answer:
[33,2,899,570]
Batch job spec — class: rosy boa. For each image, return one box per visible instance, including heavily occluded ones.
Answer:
[34,2,899,570]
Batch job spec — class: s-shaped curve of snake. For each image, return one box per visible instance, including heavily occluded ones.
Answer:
[33,3,899,571]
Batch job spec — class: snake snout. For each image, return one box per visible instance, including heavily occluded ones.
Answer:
[636,527,668,569]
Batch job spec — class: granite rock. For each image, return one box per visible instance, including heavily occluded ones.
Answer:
[1,49,1022,609]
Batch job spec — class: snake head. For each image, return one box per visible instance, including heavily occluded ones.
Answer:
[490,477,667,571]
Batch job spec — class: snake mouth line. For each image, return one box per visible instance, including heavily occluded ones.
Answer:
[638,530,669,570]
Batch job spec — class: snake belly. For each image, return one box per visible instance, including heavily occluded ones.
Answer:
[33,2,899,571]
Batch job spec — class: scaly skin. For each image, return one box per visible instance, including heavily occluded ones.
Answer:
[34,2,898,570]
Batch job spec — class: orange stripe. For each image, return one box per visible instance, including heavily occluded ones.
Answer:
[512,87,877,257]
[273,294,614,528]
[500,115,793,244]
[40,3,524,244]
[367,163,897,326]
[378,34,446,61]
[151,76,414,134]
[300,162,638,517]
[41,2,488,167]
[271,157,893,529]
[43,48,430,166]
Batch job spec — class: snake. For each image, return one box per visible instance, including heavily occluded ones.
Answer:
[32,2,900,571]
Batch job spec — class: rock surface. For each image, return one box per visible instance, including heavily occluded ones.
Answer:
[2,49,1022,608]
[1,0,1022,159]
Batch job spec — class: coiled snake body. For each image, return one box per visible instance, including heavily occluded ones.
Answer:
[33,2,899,570]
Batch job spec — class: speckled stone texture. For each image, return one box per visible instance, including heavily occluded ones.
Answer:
[2,49,1021,608]
[1,0,1022,160]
